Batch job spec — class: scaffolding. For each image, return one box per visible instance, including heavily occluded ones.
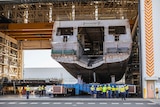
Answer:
[0,32,23,80]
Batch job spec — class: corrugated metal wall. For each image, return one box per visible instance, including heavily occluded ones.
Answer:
[24,68,77,84]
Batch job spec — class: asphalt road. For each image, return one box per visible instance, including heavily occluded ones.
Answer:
[0,99,159,107]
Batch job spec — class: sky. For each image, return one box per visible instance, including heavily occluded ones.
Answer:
[24,49,63,68]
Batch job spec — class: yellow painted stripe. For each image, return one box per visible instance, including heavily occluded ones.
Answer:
[145,0,154,77]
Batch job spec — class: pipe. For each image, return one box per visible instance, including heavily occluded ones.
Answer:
[93,72,96,83]
[131,14,139,39]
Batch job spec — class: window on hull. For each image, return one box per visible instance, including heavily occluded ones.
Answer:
[109,26,126,34]
[56,27,73,36]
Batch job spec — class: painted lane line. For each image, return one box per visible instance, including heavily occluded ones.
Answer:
[30,102,38,104]
[64,102,72,104]
[88,102,95,104]
[19,102,28,104]
[53,102,61,104]
[8,102,17,104]
[76,102,84,104]
[147,103,156,105]
[42,102,50,104]
[123,103,131,105]
[0,102,6,104]
[99,102,107,104]
[112,103,119,104]
[135,103,144,105]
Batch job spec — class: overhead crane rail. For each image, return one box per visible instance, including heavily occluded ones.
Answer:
[0,22,53,41]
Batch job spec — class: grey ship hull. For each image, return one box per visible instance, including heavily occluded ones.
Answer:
[51,19,132,84]
[60,59,128,83]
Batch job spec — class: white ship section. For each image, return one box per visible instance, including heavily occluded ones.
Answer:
[51,19,132,83]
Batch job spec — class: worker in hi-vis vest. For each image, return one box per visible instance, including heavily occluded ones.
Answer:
[96,85,100,98]
[107,84,112,98]
[90,85,95,97]
[115,85,119,98]
[102,85,107,98]
[125,85,129,98]
[38,85,42,97]
[111,85,116,98]
[120,85,126,100]
[26,85,30,99]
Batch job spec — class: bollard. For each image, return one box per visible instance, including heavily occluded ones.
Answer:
[156,88,159,99]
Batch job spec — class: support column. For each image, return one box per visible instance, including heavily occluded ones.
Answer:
[140,0,160,98]
[77,75,83,84]
[93,72,96,83]
[111,75,115,83]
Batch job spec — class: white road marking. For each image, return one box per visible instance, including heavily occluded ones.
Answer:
[135,103,144,105]
[99,102,107,104]
[42,102,50,104]
[30,102,38,104]
[64,102,72,104]
[76,102,84,104]
[53,102,61,104]
[1,101,156,106]
[0,102,5,104]
[8,102,17,104]
[123,103,131,104]
[88,102,95,104]
[19,102,28,104]
[112,103,119,104]
[147,103,156,105]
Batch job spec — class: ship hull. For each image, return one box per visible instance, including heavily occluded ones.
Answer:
[59,59,128,83]
[51,19,132,83]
